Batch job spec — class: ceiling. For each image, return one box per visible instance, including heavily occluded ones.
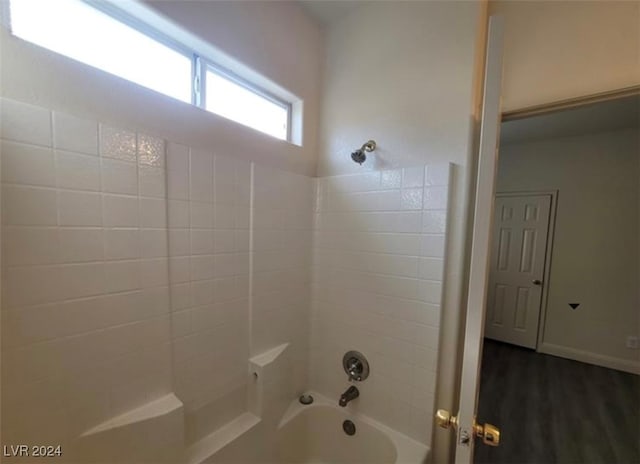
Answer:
[298,0,360,26]
[500,94,639,145]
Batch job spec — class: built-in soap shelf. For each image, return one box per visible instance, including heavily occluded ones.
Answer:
[187,344,291,464]
[187,412,260,464]
[248,342,290,418]
[75,344,292,463]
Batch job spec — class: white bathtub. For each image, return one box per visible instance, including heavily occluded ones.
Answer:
[204,392,429,464]
[273,393,429,464]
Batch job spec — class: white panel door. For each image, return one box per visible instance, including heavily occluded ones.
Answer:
[484,194,551,349]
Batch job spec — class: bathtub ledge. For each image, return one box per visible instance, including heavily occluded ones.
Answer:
[81,393,183,437]
[187,412,261,464]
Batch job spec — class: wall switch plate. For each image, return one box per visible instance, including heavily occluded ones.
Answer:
[626,336,638,349]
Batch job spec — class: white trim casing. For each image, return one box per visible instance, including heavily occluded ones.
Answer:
[540,343,640,375]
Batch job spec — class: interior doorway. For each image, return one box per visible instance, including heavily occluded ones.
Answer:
[474,93,640,463]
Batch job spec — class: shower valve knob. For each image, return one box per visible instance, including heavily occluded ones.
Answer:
[342,351,370,382]
[347,359,363,379]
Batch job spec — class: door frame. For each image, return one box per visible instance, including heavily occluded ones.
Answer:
[452,15,505,464]
[493,190,558,350]
[450,67,639,459]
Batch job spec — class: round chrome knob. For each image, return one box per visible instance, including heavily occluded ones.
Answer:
[532,279,542,286]
[342,351,369,381]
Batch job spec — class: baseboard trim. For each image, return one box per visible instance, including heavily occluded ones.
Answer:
[539,343,640,375]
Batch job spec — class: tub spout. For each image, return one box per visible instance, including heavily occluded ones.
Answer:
[339,386,359,407]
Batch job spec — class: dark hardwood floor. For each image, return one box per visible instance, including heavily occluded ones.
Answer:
[474,339,640,464]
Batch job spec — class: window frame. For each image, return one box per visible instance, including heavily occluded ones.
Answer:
[5,0,293,142]
[84,0,197,105]
[197,58,292,142]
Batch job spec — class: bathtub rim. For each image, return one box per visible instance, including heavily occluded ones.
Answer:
[278,391,429,464]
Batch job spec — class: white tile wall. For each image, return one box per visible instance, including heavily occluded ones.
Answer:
[251,165,314,404]
[1,97,452,454]
[166,141,252,444]
[1,140,56,187]
[53,111,99,156]
[1,98,172,447]
[1,98,52,147]
[310,164,451,444]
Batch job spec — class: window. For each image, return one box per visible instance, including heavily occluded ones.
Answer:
[205,66,289,141]
[7,0,292,141]
[9,0,192,103]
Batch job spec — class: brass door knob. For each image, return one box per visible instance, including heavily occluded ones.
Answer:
[435,409,458,430]
[473,421,500,446]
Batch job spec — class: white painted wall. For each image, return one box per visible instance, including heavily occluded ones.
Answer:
[318,1,483,175]
[490,0,640,112]
[497,128,640,372]
[0,0,323,176]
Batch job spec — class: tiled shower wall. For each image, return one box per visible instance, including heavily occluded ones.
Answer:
[0,97,315,449]
[165,143,252,444]
[311,165,451,444]
[1,97,451,451]
[252,165,314,417]
[1,98,172,446]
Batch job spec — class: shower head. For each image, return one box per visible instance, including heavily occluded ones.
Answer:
[351,140,376,165]
[351,149,366,165]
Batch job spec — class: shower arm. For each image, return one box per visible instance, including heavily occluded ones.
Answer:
[361,140,376,153]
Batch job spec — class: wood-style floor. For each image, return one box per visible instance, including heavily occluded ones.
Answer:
[474,339,640,464]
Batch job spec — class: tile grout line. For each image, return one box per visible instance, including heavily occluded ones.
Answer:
[247,162,255,361]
